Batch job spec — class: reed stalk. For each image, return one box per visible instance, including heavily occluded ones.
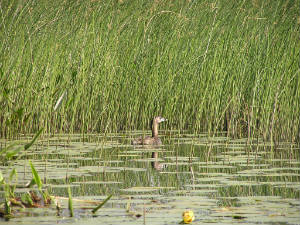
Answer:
[0,0,299,143]
[67,186,74,217]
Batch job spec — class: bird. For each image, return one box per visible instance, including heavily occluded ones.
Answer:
[132,116,166,145]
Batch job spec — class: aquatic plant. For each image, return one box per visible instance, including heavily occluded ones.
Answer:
[182,210,195,224]
[0,170,16,219]
[91,194,112,214]
[29,160,52,204]
[67,186,74,217]
[0,163,112,218]
[0,0,299,143]
[0,128,43,161]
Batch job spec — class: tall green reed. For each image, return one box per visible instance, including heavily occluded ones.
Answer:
[0,0,299,143]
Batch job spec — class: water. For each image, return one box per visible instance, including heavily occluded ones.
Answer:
[0,131,299,225]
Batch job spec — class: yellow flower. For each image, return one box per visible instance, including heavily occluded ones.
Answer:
[182,210,195,224]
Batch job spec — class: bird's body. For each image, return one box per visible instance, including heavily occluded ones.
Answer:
[132,136,162,145]
[132,116,166,145]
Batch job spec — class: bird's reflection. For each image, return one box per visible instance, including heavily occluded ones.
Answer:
[151,151,167,171]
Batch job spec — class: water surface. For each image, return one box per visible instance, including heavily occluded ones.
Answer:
[1,131,299,225]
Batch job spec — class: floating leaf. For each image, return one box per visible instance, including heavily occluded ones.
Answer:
[233,215,247,219]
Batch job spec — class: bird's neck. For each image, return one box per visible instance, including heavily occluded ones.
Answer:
[152,120,158,137]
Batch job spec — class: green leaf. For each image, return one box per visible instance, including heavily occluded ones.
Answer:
[0,171,4,184]
[4,197,11,215]
[9,168,17,182]
[21,192,34,206]
[92,195,112,213]
[42,189,52,205]
[1,128,43,161]
[24,128,43,150]
[0,142,19,156]
[5,146,23,159]
[29,161,43,191]
[13,107,24,120]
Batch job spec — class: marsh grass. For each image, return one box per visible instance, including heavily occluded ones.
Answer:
[0,0,299,142]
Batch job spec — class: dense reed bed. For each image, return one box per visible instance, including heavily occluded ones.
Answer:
[0,0,299,142]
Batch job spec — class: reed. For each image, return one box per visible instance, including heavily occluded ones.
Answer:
[68,186,74,217]
[91,194,112,214]
[0,0,299,142]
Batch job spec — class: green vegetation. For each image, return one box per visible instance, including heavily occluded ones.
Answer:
[67,186,74,217]
[1,161,112,219]
[0,0,299,142]
[0,133,299,222]
[92,194,112,213]
[0,128,43,160]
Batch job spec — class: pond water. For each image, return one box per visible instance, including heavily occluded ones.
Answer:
[1,131,300,225]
